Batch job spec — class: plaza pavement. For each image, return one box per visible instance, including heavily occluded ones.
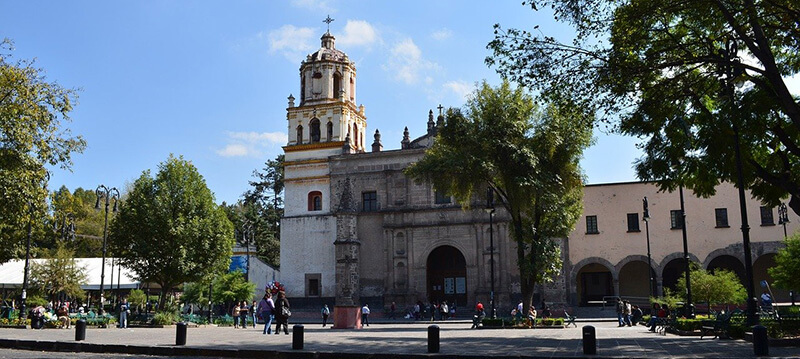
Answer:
[0,321,795,358]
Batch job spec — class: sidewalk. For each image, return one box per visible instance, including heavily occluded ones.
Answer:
[0,321,793,358]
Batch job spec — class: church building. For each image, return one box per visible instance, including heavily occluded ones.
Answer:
[279,30,798,319]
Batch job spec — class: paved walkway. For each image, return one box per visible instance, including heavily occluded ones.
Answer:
[0,322,793,358]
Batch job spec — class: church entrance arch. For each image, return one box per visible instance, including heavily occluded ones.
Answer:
[707,255,746,286]
[426,246,467,307]
[618,260,653,298]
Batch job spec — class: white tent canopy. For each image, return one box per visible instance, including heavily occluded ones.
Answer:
[0,258,140,290]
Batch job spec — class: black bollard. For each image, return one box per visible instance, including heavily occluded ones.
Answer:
[582,325,596,355]
[292,324,304,350]
[428,325,440,353]
[753,325,768,356]
[176,322,187,346]
[75,319,86,341]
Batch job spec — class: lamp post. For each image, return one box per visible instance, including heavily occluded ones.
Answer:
[239,220,254,282]
[95,184,120,315]
[484,187,497,319]
[778,203,790,238]
[21,173,49,321]
[678,185,694,318]
[53,213,76,242]
[719,38,757,326]
[643,197,654,297]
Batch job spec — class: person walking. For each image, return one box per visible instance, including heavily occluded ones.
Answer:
[321,304,330,327]
[274,291,290,335]
[361,303,370,326]
[118,298,129,329]
[239,301,249,328]
[232,302,241,329]
[251,300,258,327]
[616,297,625,327]
[623,300,632,327]
[257,293,274,334]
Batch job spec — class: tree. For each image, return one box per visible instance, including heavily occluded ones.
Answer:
[0,38,86,262]
[29,243,87,304]
[232,154,284,267]
[46,186,109,257]
[487,0,800,216]
[211,270,255,312]
[126,289,147,314]
[181,281,211,312]
[769,233,800,292]
[109,155,234,307]
[405,80,592,314]
[677,267,747,311]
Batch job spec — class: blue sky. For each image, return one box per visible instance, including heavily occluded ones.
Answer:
[3,0,650,204]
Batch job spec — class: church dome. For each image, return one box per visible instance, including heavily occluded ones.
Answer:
[307,32,349,63]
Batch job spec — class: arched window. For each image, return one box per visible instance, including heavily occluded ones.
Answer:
[353,123,358,150]
[308,191,322,211]
[333,72,342,99]
[301,74,306,102]
[310,118,321,143]
[296,125,304,145]
[327,121,333,141]
[349,77,354,101]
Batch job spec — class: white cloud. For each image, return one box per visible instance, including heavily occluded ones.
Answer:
[291,0,335,13]
[216,131,288,158]
[267,25,316,61]
[386,38,439,85]
[443,80,473,101]
[337,20,379,47]
[431,28,453,41]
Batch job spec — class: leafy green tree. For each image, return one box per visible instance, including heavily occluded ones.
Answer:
[677,267,747,310]
[109,155,234,307]
[211,271,255,312]
[126,289,147,314]
[405,80,592,314]
[0,38,86,262]
[769,233,800,292]
[233,154,284,267]
[181,281,211,311]
[44,186,109,257]
[487,0,800,216]
[29,243,87,303]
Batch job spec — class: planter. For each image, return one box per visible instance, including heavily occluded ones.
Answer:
[744,332,800,347]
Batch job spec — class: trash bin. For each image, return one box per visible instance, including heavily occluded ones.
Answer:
[428,325,440,353]
[292,324,304,350]
[176,322,187,346]
[75,319,86,341]
[753,325,768,356]
[582,325,596,355]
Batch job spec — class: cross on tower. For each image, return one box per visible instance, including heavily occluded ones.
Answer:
[323,15,335,32]
[437,104,444,116]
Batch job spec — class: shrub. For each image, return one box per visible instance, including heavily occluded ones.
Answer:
[153,311,178,325]
[674,318,703,332]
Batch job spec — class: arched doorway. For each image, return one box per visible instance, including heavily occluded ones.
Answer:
[426,246,467,306]
[753,253,789,302]
[619,261,654,298]
[577,263,613,306]
[662,258,687,293]
[707,255,746,286]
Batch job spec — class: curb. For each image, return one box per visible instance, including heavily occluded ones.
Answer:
[0,338,597,359]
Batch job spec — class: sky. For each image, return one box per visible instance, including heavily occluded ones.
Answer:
[1,1,672,204]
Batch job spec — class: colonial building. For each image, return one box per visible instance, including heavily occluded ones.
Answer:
[279,30,799,316]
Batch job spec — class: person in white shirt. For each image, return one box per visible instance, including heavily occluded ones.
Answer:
[361,304,370,326]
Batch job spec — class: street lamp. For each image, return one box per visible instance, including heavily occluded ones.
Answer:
[53,213,76,242]
[95,184,120,316]
[642,197,654,297]
[678,185,694,318]
[719,38,757,326]
[239,220,254,282]
[484,187,497,319]
[21,173,49,321]
[778,203,790,238]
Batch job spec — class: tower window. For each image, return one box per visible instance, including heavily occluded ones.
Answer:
[353,123,358,150]
[350,77,354,101]
[333,73,341,99]
[310,118,321,143]
[308,191,322,211]
[327,121,333,141]
[301,75,306,102]
[296,125,304,145]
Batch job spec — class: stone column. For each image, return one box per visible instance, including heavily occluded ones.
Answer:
[332,178,362,329]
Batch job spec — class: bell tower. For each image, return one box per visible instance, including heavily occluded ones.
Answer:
[285,30,367,156]
[280,22,368,308]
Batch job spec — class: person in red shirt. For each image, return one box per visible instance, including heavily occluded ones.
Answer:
[471,301,485,329]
